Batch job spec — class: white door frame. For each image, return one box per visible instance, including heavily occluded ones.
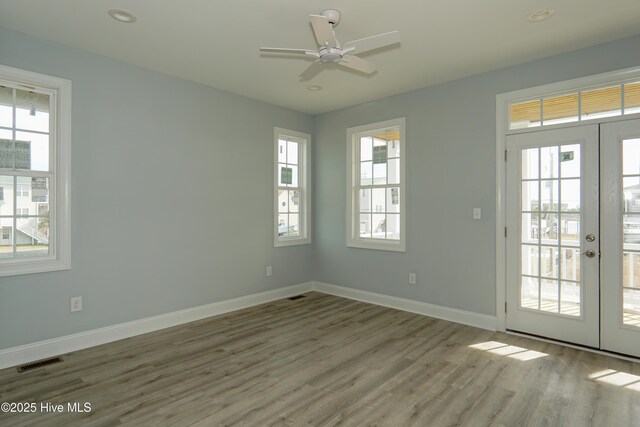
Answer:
[496,65,640,332]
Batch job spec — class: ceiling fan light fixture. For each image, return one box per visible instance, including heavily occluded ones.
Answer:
[108,8,137,23]
[527,9,555,23]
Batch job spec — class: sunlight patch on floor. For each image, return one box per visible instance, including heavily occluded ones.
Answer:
[469,341,547,361]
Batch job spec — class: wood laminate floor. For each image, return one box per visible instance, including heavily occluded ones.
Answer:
[1,292,639,426]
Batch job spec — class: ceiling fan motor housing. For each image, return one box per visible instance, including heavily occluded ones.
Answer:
[319,47,342,63]
[321,9,341,27]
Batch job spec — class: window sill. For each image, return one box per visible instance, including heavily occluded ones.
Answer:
[0,258,70,277]
[274,237,311,248]
[348,239,406,252]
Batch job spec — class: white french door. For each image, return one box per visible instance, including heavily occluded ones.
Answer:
[506,120,640,358]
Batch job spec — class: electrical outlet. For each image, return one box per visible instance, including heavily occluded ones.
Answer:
[473,208,482,220]
[70,296,82,312]
[409,273,417,285]
[266,266,272,277]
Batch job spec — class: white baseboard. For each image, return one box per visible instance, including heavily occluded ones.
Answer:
[0,282,313,370]
[0,281,497,370]
[312,282,497,331]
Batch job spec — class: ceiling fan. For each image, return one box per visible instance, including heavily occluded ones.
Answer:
[259,9,401,80]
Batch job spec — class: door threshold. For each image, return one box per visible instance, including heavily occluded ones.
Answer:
[506,330,640,363]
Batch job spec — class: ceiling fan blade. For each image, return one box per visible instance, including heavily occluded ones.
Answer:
[260,47,316,56]
[299,61,324,81]
[343,31,401,55]
[339,55,376,74]
[310,14,338,47]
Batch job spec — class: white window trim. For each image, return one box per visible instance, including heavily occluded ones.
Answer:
[273,127,311,247]
[0,64,71,277]
[495,65,640,331]
[346,117,406,252]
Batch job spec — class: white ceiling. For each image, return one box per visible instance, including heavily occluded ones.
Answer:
[1,1,640,115]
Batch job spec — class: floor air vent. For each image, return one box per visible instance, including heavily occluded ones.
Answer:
[17,356,63,373]
[288,295,307,300]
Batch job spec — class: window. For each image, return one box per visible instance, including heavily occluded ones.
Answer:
[0,64,71,276]
[274,128,310,246]
[347,118,406,252]
[509,80,640,130]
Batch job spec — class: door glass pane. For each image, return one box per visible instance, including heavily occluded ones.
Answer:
[560,145,581,178]
[522,181,539,211]
[519,143,582,317]
[623,288,640,327]
[560,282,581,317]
[522,148,539,179]
[540,279,560,313]
[622,137,640,328]
[541,146,559,178]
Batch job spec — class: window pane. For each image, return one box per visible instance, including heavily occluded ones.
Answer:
[287,140,298,165]
[541,180,559,211]
[15,217,49,257]
[560,282,580,317]
[0,86,12,128]
[540,279,560,313]
[541,213,558,243]
[559,144,580,178]
[16,176,48,213]
[623,288,640,328]
[560,179,580,212]
[289,190,300,213]
[360,161,372,186]
[521,276,539,309]
[359,214,371,237]
[278,139,287,163]
[543,93,579,125]
[522,148,539,180]
[540,246,559,280]
[15,131,49,171]
[373,162,387,185]
[522,181,539,212]
[388,158,400,184]
[278,190,288,213]
[521,245,539,277]
[560,214,580,244]
[624,82,640,115]
[623,177,640,213]
[581,85,621,120]
[0,226,12,258]
[540,146,558,179]
[279,165,297,187]
[372,188,385,213]
[560,248,580,281]
[372,213,385,238]
[623,215,640,244]
[288,214,300,237]
[15,89,49,133]
[360,137,372,162]
[623,252,640,289]
[623,138,640,176]
[522,213,540,245]
[387,140,400,158]
[359,188,371,213]
[386,187,400,213]
[278,214,288,236]
[386,214,400,240]
[510,99,541,130]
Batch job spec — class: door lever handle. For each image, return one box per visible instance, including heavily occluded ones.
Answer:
[581,249,597,258]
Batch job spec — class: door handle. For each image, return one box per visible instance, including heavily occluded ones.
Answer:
[581,249,597,258]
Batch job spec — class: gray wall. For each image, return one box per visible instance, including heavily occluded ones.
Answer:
[313,34,640,316]
[0,28,314,350]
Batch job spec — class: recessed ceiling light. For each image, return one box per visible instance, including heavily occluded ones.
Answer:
[307,85,322,91]
[108,8,137,23]
[527,9,555,23]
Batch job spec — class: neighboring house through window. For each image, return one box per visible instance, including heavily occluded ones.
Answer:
[347,118,406,252]
[0,64,71,276]
[274,128,310,247]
